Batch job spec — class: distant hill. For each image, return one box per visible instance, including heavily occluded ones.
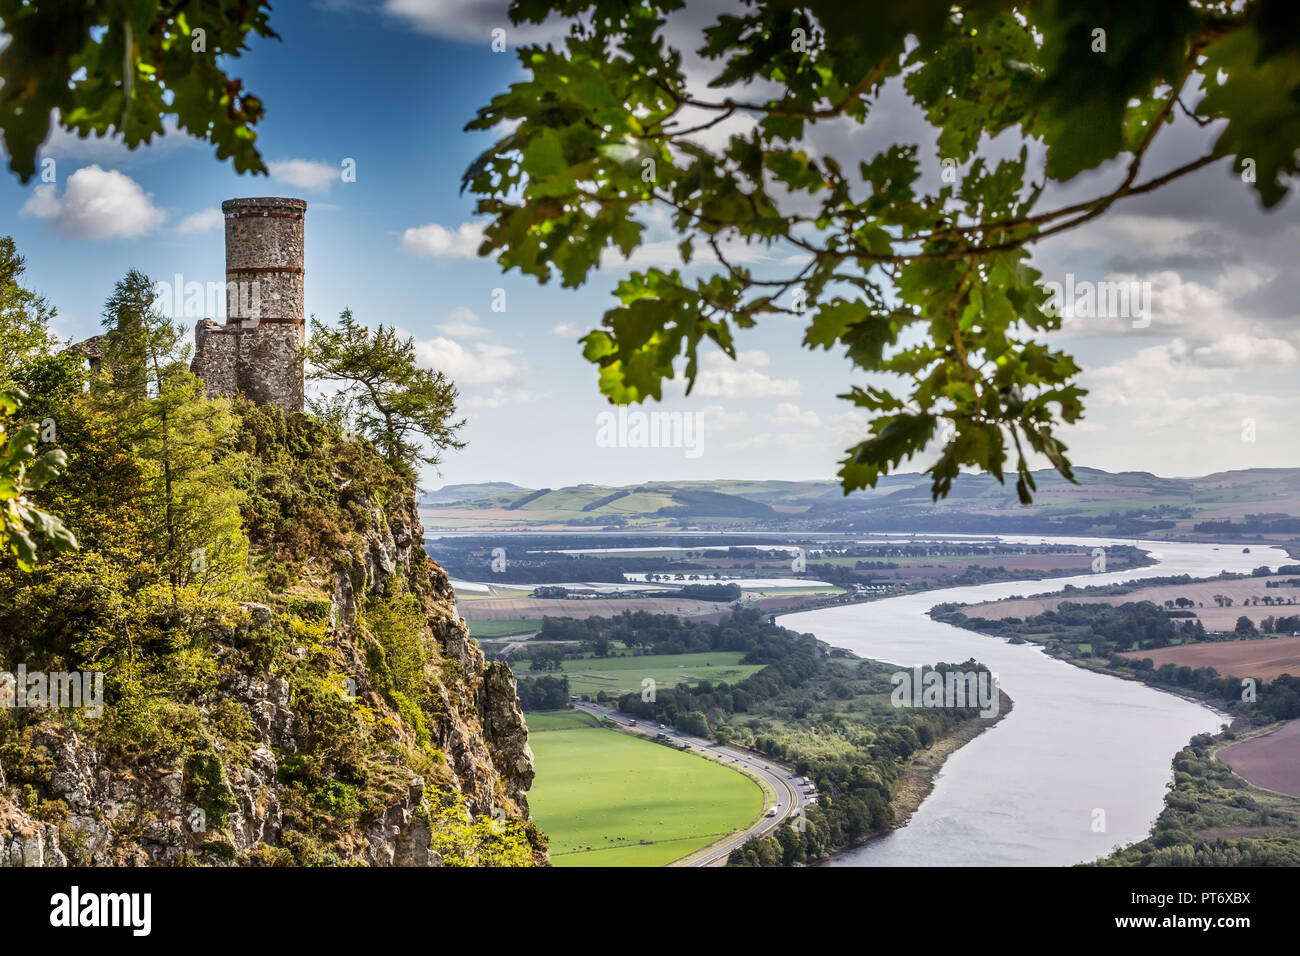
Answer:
[420,469,1300,541]
[424,482,529,505]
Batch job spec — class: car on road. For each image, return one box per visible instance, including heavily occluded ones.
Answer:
[628,719,637,726]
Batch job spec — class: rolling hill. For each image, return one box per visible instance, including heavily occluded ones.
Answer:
[422,469,1300,542]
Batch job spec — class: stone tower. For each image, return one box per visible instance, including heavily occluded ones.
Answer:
[191,197,307,411]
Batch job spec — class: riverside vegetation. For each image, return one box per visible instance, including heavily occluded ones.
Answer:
[938,591,1300,865]
[0,240,543,866]
[509,608,1001,866]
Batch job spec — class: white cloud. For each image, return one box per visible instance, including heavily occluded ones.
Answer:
[269,158,340,192]
[1191,334,1299,369]
[700,404,749,429]
[21,165,164,239]
[380,0,565,43]
[436,306,492,339]
[400,221,486,260]
[553,322,580,337]
[599,234,777,273]
[689,349,803,399]
[463,386,538,409]
[409,334,526,390]
[770,402,822,428]
[176,208,223,235]
[37,115,199,165]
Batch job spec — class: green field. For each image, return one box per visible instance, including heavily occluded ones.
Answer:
[466,618,544,638]
[528,718,763,866]
[749,586,846,597]
[544,651,765,698]
[524,709,601,731]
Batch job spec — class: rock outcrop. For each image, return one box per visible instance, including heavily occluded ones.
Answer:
[0,483,538,866]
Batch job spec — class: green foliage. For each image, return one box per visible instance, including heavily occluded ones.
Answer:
[91,269,250,603]
[184,749,239,829]
[467,1,1300,500]
[305,309,466,476]
[0,239,541,867]
[0,390,77,571]
[362,583,438,745]
[231,400,414,590]
[427,790,535,867]
[0,1,278,182]
[0,237,57,381]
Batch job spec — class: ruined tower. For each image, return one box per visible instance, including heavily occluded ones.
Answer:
[191,197,307,411]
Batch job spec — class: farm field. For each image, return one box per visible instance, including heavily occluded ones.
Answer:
[523,709,602,731]
[963,574,1300,630]
[1219,720,1300,798]
[458,594,737,622]
[527,717,762,866]
[466,618,544,638]
[535,651,765,698]
[1118,635,1300,682]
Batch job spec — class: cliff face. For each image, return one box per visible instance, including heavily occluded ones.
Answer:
[0,411,539,867]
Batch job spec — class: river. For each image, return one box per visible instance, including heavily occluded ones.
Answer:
[780,536,1291,867]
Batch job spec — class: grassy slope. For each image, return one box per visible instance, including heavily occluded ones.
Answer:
[527,720,762,866]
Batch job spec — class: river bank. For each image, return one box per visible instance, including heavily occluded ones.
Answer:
[784,536,1292,867]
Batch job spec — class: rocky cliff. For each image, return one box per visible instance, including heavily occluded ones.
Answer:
[0,407,541,866]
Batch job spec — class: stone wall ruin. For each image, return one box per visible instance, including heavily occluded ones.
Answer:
[190,197,307,412]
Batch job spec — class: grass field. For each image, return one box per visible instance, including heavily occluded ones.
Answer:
[541,651,765,698]
[524,709,602,731]
[466,618,544,638]
[527,717,762,866]
[749,586,846,598]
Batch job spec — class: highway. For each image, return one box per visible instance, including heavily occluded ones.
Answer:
[570,701,812,866]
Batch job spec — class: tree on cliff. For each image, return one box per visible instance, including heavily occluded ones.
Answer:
[305,309,467,477]
[94,269,248,603]
[0,237,57,386]
[463,0,1300,501]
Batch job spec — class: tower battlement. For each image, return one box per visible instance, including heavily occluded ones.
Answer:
[190,197,307,411]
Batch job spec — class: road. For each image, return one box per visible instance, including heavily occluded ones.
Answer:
[570,701,811,866]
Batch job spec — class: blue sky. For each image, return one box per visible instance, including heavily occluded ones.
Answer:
[4,0,1299,492]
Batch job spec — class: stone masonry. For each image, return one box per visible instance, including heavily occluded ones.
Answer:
[191,197,307,411]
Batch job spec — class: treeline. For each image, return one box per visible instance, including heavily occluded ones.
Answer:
[724,661,995,867]
[803,502,1181,537]
[674,582,741,601]
[515,674,569,710]
[1193,513,1300,534]
[516,607,792,661]
[439,551,701,584]
[940,601,1300,722]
